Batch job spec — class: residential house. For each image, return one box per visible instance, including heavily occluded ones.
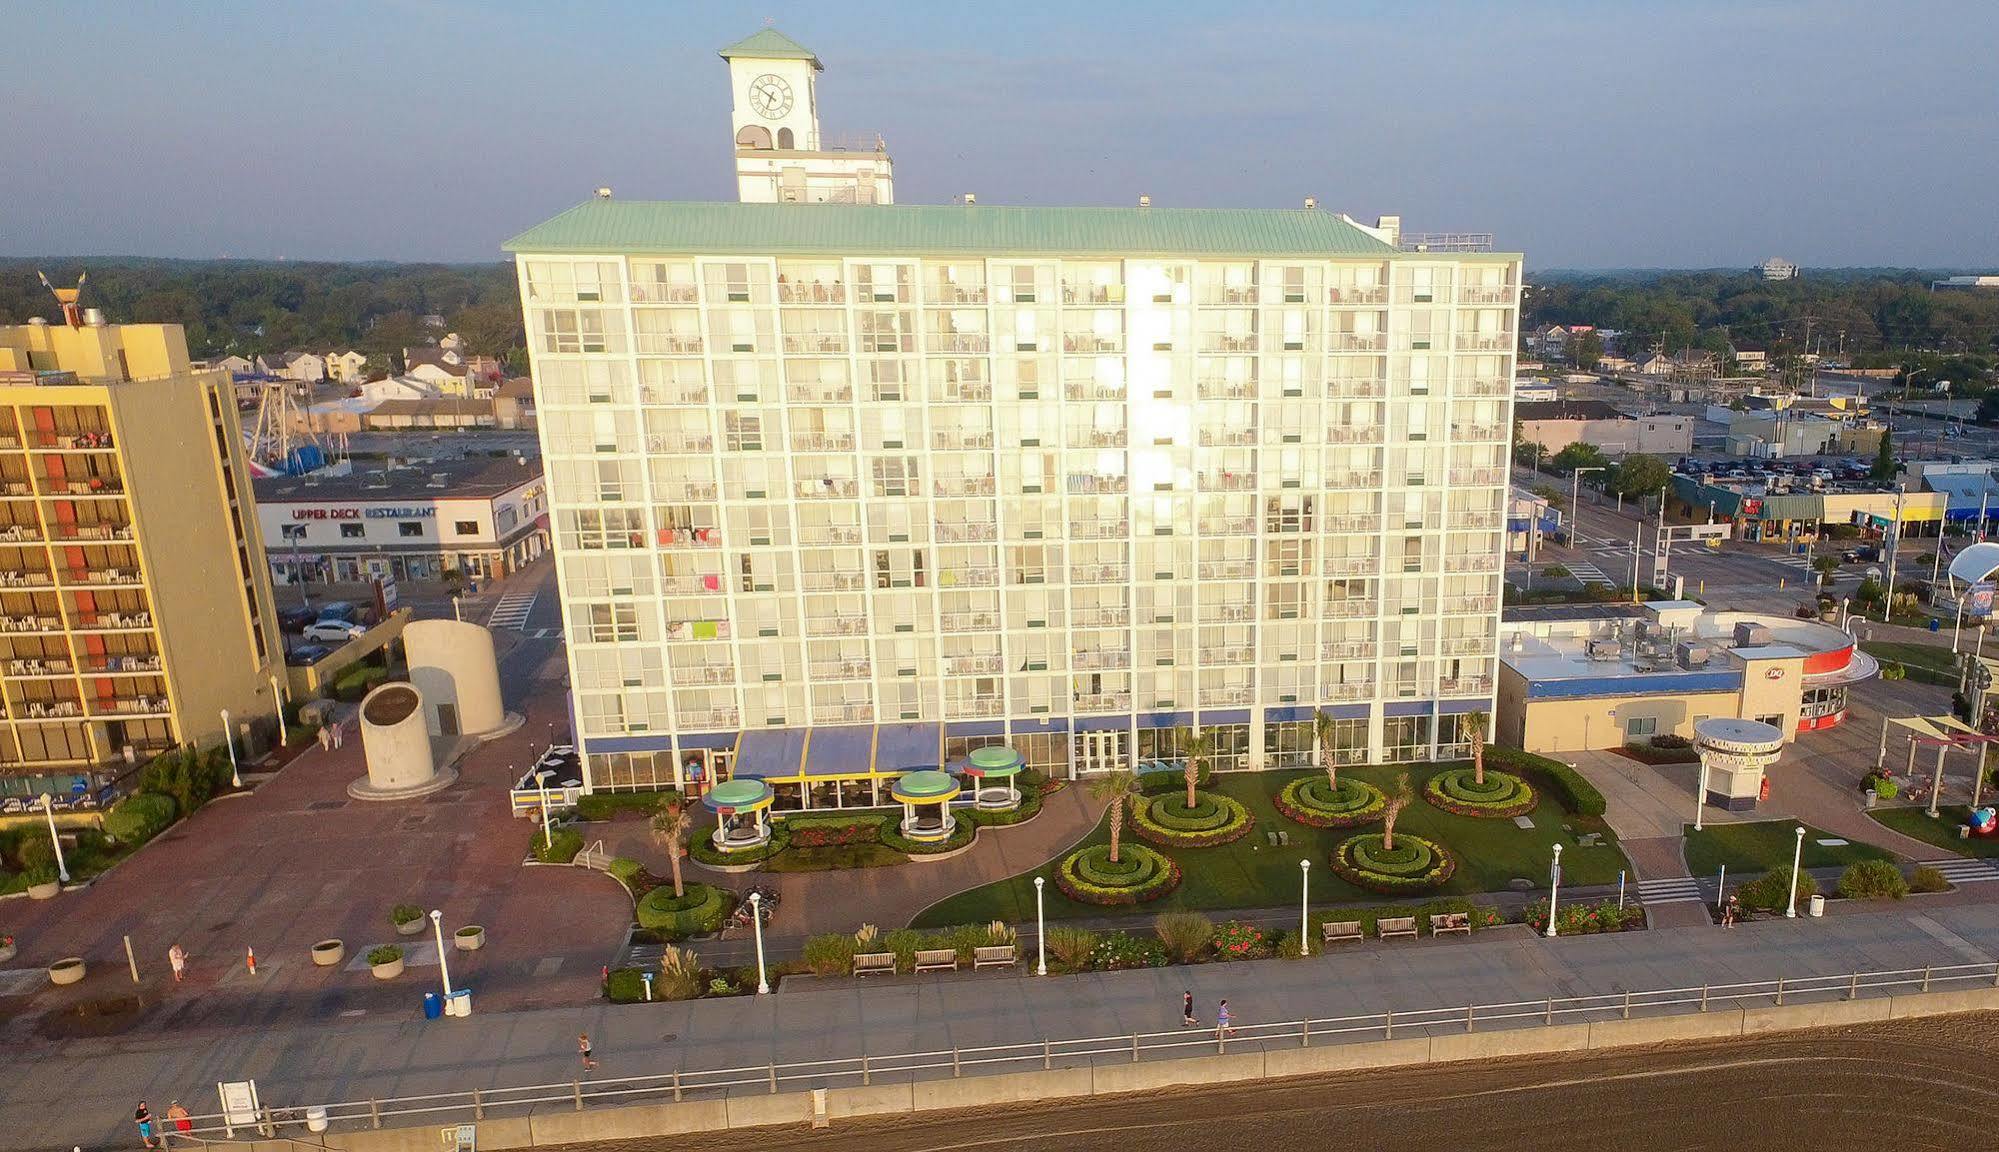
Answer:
[494,376,537,429]
[326,350,368,383]
[439,332,465,352]
[1514,399,1695,458]
[288,396,376,436]
[202,353,256,376]
[402,347,471,395]
[359,375,440,404]
[256,350,327,383]
[1635,351,1675,376]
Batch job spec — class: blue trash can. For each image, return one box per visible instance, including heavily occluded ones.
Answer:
[422,991,442,1019]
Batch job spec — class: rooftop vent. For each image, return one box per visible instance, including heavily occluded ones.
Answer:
[1304,196,1318,209]
[83,308,106,327]
[594,186,613,199]
[963,192,977,205]
[1138,194,1151,208]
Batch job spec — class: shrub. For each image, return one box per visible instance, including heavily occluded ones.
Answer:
[1055,844,1182,905]
[1328,833,1456,895]
[332,664,390,703]
[1152,911,1214,962]
[1542,564,1572,578]
[1910,865,1950,893]
[959,786,1045,828]
[1486,746,1605,816]
[1043,925,1099,972]
[1736,866,1817,913]
[636,883,729,939]
[1130,791,1254,847]
[1522,899,1643,935]
[366,944,403,966]
[389,903,423,926]
[1650,733,1693,750]
[1872,776,1900,800]
[1838,859,1908,900]
[1210,920,1272,961]
[1086,932,1167,971]
[104,792,176,844]
[604,967,650,1002]
[657,946,703,1000]
[16,837,57,885]
[1137,762,1211,795]
[687,821,790,866]
[1274,775,1386,828]
[1881,662,1907,682]
[881,815,976,855]
[1422,768,1537,818]
[576,790,679,821]
[532,826,584,864]
[605,857,644,886]
[801,933,861,976]
[787,817,885,848]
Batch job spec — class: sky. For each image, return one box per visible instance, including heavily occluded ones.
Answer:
[2,0,1995,269]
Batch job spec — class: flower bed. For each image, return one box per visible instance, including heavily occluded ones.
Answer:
[1086,931,1168,971]
[787,818,884,848]
[1210,920,1272,962]
[1130,791,1254,848]
[1522,898,1644,935]
[1327,832,1457,895]
[1054,844,1182,905]
[1422,768,1537,819]
[1274,775,1387,828]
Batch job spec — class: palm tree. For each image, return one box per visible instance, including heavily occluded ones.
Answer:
[1462,710,1489,785]
[1312,709,1342,792]
[651,802,694,898]
[1380,773,1413,852]
[1090,767,1139,864]
[1178,727,1214,810]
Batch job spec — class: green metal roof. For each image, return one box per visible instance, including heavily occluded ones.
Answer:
[504,200,1407,259]
[718,28,820,68]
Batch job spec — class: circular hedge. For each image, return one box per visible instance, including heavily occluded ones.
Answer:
[636,882,730,938]
[1131,791,1254,848]
[1274,775,1387,828]
[1422,768,1537,819]
[1055,843,1182,905]
[1328,833,1456,895]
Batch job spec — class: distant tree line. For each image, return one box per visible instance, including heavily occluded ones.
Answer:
[0,259,525,369]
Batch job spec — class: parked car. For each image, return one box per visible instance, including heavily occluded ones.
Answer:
[285,643,332,667]
[314,601,361,623]
[302,620,365,643]
[277,605,319,632]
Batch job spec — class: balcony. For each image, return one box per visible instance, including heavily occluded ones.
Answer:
[932,431,995,451]
[1459,286,1513,305]
[62,567,143,587]
[949,566,999,587]
[1066,474,1127,496]
[1324,600,1375,619]
[952,697,1003,717]
[83,654,160,674]
[934,475,996,497]
[1204,517,1256,537]
[0,481,31,498]
[1327,286,1388,306]
[670,665,735,686]
[6,657,72,676]
[946,655,1002,676]
[683,707,740,729]
[1326,378,1387,399]
[1061,286,1121,306]
[796,478,860,500]
[1204,645,1253,666]
[782,334,848,355]
[647,434,713,454]
[1197,428,1256,448]
[1325,426,1384,445]
[32,431,115,452]
[928,284,987,305]
[0,525,42,543]
[1059,334,1122,355]
[1328,471,1383,489]
[1070,564,1129,585]
[935,522,997,543]
[668,483,717,502]
[1072,648,1128,671]
[936,383,992,403]
[97,695,170,717]
[1445,595,1498,614]
[810,659,873,681]
[941,610,999,634]
[1197,379,1258,400]
[777,283,846,305]
[1071,518,1129,539]
[1452,510,1502,530]
[1326,683,1371,701]
[1201,686,1253,706]
[75,611,152,631]
[1455,334,1512,352]
[1440,637,1493,657]
[17,699,83,719]
[1200,335,1258,354]
[0,614,61,634]
[1073,607,1129,628]
[1065,382,1128,402]
[1073,691,1132,712]
[1440,675,1495,695]
[1321,641,1375,661]
[1324,556,1378,577]
[1443,553,1500,573]
[1450,423,1506,443]
[0,571,52,588]
[1198,561,1253,581]
[1449,469,1504,486]
[802,571,868,593]
[1327,334,1386,352]
[1200,287,1258,305]
[790,432,856,453]
[1197,472,1256,492]
[1455,378,1510,397]
[787,384,852,404]
[805,615,869,637]
[1069,429,1128,450]
[930,333,991,354]
[665,618,731,642]
[1324,514,1377,532]
[1210,602,1254,623]
[814,704,876,725]
[630,284,699,305]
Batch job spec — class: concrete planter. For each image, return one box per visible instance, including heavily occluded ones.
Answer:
[369,955,405,980]
[48,957,85,986]
[310,940,345,967]
[453,926,485,952]
[394,917,426,937]
[26,880,60,901]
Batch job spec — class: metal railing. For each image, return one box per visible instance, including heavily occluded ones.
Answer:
[159,961,1999,1142]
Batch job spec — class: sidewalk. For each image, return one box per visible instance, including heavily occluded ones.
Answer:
[15,897,1999,1151]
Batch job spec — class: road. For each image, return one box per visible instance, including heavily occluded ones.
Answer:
[559,1012,1999,1152]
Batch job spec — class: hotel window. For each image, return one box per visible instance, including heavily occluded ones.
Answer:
[525,261,622,304]
[399,522,424,538]
[587,602,639,643]
[537,309,622,354]
[1625,716,1658,740]
[455,520,479,536]
[340,523,364,539]
[1382,715,1433,763]
[281,524,307,541]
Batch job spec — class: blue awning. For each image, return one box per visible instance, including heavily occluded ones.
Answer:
[803,725,872,778]
[734,728,806,779]
[875,722,942,772]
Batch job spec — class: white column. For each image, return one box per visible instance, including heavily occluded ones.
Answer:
[1298,859,1311,956]
[430,909,453,998]
[1033,876,1047,975]
[749,892,770,994]
[42,794,69,883]
[1785,825,1806,918]
[1545,843,1562,938]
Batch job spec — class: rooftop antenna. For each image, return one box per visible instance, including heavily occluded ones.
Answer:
[36,271,87,329]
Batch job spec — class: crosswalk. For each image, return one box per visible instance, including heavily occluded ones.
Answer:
[1564,560,1614,587]
[1918,858,1999,885]
[1635,876,1705,905]
[1768,554,1816,573]
[487,590,538,631]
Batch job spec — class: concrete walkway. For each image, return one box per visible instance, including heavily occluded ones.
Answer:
[18,897,1999,1151]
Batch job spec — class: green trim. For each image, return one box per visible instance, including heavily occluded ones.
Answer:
[717,28,821,67]
[891,769,960,803]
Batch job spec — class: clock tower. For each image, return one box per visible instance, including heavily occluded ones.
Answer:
[720,28,894,205]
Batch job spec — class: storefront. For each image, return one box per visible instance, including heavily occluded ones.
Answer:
[254,457,549,589]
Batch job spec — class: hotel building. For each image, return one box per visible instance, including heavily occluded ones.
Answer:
[508,30,1521,800]
[0,316,283,795]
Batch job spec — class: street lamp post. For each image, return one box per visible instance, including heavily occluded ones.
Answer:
[749,892,770,994]
[270,675,287,747]
[1693,757,1709,832]
[1298,859,1311,957]
[220,709,241,788]
[1570,466,1606,550]
[430,910,453,999]
[1785,826,1806,918]
[41,793,69,883]
[534,768,554,851]
[1545,843,1563,939]
[1033,876,1047,976]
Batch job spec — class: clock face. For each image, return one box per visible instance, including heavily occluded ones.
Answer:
[748,74,793,120]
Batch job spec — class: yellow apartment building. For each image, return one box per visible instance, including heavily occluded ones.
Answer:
[0,316,283,799]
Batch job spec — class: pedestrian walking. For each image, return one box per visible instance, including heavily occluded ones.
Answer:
[1181,990,1196,1027]
[167,1102,192,1143]
[167,943,186,983]
[1216,999,1235,1037]
[134,1102,155,1149]
[578,1032,597,1070]
[1722,894,1740,928]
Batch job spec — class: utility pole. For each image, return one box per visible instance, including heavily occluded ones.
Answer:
[1884,485,1906,622]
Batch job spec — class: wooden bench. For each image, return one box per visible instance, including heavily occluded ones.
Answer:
[913,948,959,973]
[852,952,897,977]
[972,944,1017,969]
[1377,916,1419,941]
[1430,912,1472,936]
[1320,920,1363,945]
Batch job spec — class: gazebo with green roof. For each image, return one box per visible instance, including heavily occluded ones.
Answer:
[701,777,775,852]
[890,769,961,842]
[961,745,1025,810]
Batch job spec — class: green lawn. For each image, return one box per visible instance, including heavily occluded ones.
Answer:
[1861,641,1960,686]
[1682,820,1893,877]
[1870,805,1999,858]
[910,764,1628,928]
